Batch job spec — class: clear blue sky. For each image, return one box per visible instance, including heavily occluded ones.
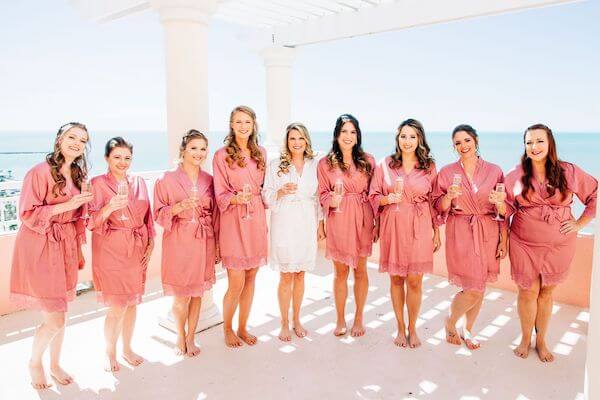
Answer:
[0,0,598,133]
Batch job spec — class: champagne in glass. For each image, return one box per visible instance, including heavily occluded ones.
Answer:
[394,176,404,212]
[333,178,344,213]
[242,183,252,220]
[451,174,463,211]
[492,183,506,221]
[80,178,90,220]
[190,184,199,223]
[117,180,129,221]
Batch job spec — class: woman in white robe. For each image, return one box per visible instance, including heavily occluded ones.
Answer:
[262,122,325,341]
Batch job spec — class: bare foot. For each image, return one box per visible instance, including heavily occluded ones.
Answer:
[186,337,201,357]
[461,327,481,350]
[535,340,555,362]
[293,322,308,338]
[104,353,120,372]
[174,335,187,356]
[224,328,243,348]
[333,321,347,337]
[123,349,144,366]
[351,321,366,337]
[513,339,531,359]
[238,330,257,346]
[394,330,407,347]
[445,319,461,345]
[50,365,74,385]
[278,324,292,342]
[29,362,53,390]
[408,330,421,348]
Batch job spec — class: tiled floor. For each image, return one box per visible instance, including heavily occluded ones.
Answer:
[0,251,588,399]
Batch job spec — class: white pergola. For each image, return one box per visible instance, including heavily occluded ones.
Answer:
[69,1,598,398]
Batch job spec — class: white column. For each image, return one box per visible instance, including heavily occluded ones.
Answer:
[260,45,296,156]
[152,0,222,333]
[585,180,600,400]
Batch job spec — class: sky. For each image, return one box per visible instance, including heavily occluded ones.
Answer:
[0,0,599,134]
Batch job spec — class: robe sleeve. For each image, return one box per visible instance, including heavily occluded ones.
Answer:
[431,169,450,224]
[140,179,156,239]
[568,163,598,219]
[368,162,385,218]
[427,165,444,227]
[261,160,280,213]
[153,175,175,232]
[18,165,56,234]
[86,178,110,235]
[212,150,236,213]
[317,158,333,217]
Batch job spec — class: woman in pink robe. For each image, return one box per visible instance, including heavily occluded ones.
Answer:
[213,105,268,348]
[432,124,507,350]
[10,123,93,389]
[87,137,155,371]
[506,124,597,362]
[154,130,219,357]
[369,119,441,348]
[317,114,376,338]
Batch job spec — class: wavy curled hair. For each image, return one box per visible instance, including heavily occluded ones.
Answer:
[389,118,434,171]
[46,122,90,197]
[326,114,372,176]
[178,129,208,162]
[223,106,265,170]
[277,122,315,176]
[520,123,567,200]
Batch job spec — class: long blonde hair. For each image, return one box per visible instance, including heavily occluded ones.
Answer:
[224,106,265,170]
[46,122,90,197]
[278,122,314,176]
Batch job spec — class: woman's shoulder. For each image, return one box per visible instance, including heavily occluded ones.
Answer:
[438,161,459,176]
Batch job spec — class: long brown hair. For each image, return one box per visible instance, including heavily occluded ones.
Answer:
[278,122,315,176]
[389,118,434,171]
[224,106,265,170]
[326,114,372,176]
[520,123,567,200]
[46,122,90,197]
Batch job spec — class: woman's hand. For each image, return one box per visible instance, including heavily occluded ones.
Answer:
[373,223,380,243]
[215,246,222,264]
[446,184,461,201]
[68,192,94,210]
[277,183,297,199]
[496,237,508,259]
[108,194,128,211]
[231,192,251,205]
[317,220,326,241]
[560,219,581,235]
[488,190,507,205]
[433,228,441,252]
[330,193,342,208]
[141,239,154,267]
[386,193,401,205]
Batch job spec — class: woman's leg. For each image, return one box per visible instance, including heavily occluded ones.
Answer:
[172,296,191,355]
[121,305,143,366]
[445,290,481,347]
[237,268,259,345]
[104,305,127,371]
[351,257,369,337]
[292,271,307,337]
[406,274,424,348]
[29,311,66,389]
[535,283,557,362]
[185,297,202,356]
[222,269,246,347]
[463,291,485,349]
[514,277,541,358]
[277,272,294,341]
[333,261,350,336]
[390,275,407,347]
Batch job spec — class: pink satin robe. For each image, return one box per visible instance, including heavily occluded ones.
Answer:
[153,167,218,297]
[369,157,440,276]
[10,162,86,312]
[87,173,154,306]
[212,146,268,270]
[317,155,375,268]
[505,162,597,289]
[432,158,504,292]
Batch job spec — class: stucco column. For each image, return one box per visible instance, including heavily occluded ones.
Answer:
[152,0,222,333]
[585,178,600,399]
[260,45,296,155]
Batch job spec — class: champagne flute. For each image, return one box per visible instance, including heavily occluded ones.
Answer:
[242,183,252,220]
[333,178,344,213]
[80,178,90,220]
[393,176,404,212]
[492,183,505,221]
[289,172,299,202]
[451,174,463,212]
[117,180,129,221]
[190,184,199,223]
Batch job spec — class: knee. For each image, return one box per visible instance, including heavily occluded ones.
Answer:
[280,273,293,287]
[173,297,190,310]
[406,276,422,291]
[108,306,127,319]
[294,272,305,282]
[227,281,245,297]
[334,269,349,281]
[518,288,538,302]
[390,276,405,287]
[244,270,258,286]
[46,315,66,331]
[353,267,368,281]
[538,286,555,300]
[463,290,483,302]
